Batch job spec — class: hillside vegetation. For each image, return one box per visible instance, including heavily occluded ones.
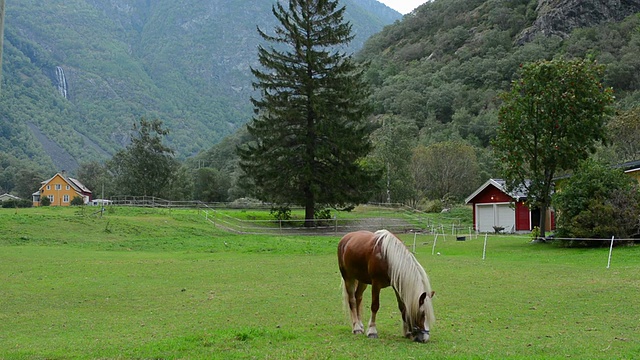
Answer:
[359,0,640,149]
[0,0,399,174]
[194,0,640,205]
[4,0,640,206]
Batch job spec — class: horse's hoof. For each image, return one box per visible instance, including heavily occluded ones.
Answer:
[353,330,364,335]
[367,333,379,339]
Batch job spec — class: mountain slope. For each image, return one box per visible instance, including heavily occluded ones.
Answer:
[0,0,400,174]
[356,0,640,149]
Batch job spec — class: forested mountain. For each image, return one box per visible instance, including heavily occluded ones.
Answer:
[196,0,640,205]
[358,0,640,149]
[0,0,400,176]
[4,0,640,205]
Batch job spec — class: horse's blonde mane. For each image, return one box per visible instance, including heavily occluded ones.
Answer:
[374,229,435,329]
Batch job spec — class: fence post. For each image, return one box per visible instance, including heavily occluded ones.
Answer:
[412,232,417,253]
[482,233,488,260]
[432,233,438,255]
[606,236,614,269]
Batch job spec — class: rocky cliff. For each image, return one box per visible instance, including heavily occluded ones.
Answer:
[518,0,640,43]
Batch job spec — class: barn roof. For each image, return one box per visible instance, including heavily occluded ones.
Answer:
[464,178,528,204]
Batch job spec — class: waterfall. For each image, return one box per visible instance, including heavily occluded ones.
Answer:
[56,66,68,99]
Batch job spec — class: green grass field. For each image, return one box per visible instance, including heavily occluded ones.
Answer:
[0,207,638,359]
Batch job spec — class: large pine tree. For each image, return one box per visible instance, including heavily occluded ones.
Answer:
[238,0,378,225]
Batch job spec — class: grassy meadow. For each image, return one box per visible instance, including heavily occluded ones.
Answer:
[0,206,639,359]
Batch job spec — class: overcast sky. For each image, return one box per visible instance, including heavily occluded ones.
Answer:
[377,0,426,14]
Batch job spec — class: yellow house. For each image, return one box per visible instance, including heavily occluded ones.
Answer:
[32,171,92,207]
[623,160,640,184]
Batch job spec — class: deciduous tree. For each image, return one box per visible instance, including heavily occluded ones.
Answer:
[369,115,417,204]
[493,59,614,238]
[108,118,178,198]
[76,161,114,198]
[607,107,640,162]
[238,0,378,225]
[411,141,480,202]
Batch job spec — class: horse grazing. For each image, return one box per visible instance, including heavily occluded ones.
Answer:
[337,229,435,342]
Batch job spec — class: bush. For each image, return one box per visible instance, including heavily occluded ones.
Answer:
[419,199,444,213]
[71,196,85,206]
[1,199,33,208]
[270,206,291,221]
[553,160,640,243]
[40,196,51,206]
[314,208,332,220]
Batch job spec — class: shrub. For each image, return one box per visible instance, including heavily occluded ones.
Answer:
[420,199,444,213]
[1,199,33,208]
[553,160,640,244]
[270,206,291,221]
[40,196,51,206]
[314,208,332,220]
[70,196,85,206]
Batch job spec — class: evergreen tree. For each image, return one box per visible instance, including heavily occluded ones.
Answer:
[238,0,378,225]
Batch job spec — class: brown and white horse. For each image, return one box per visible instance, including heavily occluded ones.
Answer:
[337,229,435,342]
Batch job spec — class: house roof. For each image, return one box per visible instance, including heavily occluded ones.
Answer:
[465,178,528,204]
[68,177,91,194]
[614,159,640,170]
[555,159,640,181]
[40,172,92,195]
[616,159,640,174]
[0,193,20,201]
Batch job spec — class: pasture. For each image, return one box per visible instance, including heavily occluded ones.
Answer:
[0,206,638,359]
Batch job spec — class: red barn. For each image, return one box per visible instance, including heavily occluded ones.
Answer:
[465,179,554,233]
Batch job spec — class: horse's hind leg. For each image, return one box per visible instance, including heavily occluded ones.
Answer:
[354,282,367,334]
[366,282,381,338]
[344,279,365,334]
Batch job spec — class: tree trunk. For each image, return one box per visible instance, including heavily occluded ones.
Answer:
[538,206,547,239]
[304,187,315,228]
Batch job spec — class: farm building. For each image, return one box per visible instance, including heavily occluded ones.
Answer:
[0,193,20,202]
[32,171,92,207]
[619,159,640,184]
[465,179,555,233]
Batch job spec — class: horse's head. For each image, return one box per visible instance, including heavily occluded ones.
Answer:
[412,290,435,343]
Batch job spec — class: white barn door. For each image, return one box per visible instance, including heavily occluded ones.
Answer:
[476,203,515,233]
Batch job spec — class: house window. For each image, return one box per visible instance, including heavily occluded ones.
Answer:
[66,185,70,190]
[48,195,54,203]
[63,195,70,203]
[46,185,50,190]
[55,184,62,190]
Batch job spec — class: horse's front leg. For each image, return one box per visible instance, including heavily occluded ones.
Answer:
[367,283,381,338]
[395,290,411,338]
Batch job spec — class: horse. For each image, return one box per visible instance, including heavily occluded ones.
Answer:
[337,229,435,342]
